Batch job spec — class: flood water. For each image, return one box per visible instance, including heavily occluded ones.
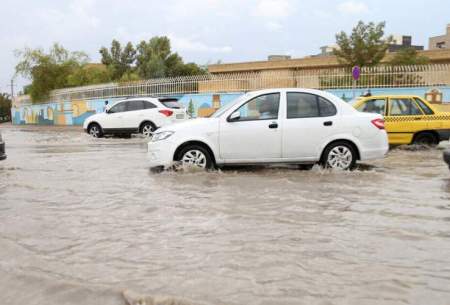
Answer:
[1,123,450,305]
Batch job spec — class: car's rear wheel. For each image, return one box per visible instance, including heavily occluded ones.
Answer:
[321,141,357,170]
[177,145,214,170]
[413,132,438,146]
[88,123,103,138]
[140,122,156,138]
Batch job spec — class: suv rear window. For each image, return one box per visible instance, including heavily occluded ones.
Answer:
[159,99,183,109]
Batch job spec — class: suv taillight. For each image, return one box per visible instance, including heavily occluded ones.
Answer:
[159,109,173,117]
[371,118,385,130]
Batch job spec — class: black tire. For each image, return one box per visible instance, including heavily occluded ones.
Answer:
[321,141,357,170]
[140,122,156,138]
[413,132,438,146]
[176,145,214,170]
[88,123,103,138]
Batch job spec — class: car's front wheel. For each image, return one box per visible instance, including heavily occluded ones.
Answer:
[321,141,357,170]
[177,145,214,170]
[88,123,103,138]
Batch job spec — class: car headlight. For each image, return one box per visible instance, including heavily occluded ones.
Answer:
[152,131,174,142]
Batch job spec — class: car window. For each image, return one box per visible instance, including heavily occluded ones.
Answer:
[287,93,336,118]
[287,93,318,118]
[318,97,337,117]
[233,93,280,121]
[126,100,145,111]
[109,102,126,113]
[414,98,434,115]
[144,101,156,109]
[390,98,422,116]
[159,99,183,109]
[357,99,386,115]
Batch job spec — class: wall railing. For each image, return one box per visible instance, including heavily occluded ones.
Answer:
[14,64,450,106]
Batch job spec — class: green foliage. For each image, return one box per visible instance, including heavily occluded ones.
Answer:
[15,37,206,102]
[99,40,136,80]
[15,43,110,102]
[187,99,195,117]
[388,48,430,66]
[0,93,12,121]
[334,21,392,67]
[135,36,206,79]
[67,64,112,87]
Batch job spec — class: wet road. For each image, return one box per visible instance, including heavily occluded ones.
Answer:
[1,124,450,305]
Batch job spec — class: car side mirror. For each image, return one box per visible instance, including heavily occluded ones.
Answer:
[228,111,240,122]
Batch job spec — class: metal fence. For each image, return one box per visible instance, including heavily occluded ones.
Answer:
[14,64,450,105]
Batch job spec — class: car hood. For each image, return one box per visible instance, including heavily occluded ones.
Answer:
[157,118,218,133]
[88,112,107,121]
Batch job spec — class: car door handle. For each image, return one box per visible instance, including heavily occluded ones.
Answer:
[414,117,422,120]
[323,121,333,126]
[268,122,278,129]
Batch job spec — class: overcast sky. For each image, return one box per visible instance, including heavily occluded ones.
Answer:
[0,0,448,93]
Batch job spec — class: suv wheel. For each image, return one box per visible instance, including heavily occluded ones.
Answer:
[177,145,214,170]
[88,123,103,138]
[141,122,156,138]
[321,141,356,170]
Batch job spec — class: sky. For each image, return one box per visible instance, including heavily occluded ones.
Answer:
[0,0,449,93]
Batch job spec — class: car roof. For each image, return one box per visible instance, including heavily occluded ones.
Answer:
[359,95,423,99]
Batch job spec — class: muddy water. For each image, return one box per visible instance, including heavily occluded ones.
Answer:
[1,124,450,305]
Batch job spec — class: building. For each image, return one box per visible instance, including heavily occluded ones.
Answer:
[388,35,424,52]
[429,24,450,50]
[318,44,339,56]
[267,55,291,61]
[208,49,450,75]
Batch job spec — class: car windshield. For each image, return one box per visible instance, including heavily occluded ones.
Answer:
[210,94,251,118]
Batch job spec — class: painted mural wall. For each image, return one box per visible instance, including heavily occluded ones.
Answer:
[11,86,450,126]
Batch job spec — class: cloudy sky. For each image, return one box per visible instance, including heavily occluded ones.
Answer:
[0,0,448,92]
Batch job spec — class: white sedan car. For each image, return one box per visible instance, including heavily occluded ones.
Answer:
[148,89,389,171]
[83,97,187,137]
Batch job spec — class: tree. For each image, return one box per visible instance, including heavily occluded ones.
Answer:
[388,48,429,66]
[136,36,206,79]
[15,43,90,102]
[0,93,12,121]
[99,40,136,80]
[187,99,195,118]
[334,21,392,67]
[67,63,112,87]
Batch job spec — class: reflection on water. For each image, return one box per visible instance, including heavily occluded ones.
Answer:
[1,124,450,305]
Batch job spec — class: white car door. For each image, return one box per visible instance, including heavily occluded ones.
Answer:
[219,92,282,162]
[282,92,338,161]
[122,100,148,129]
[102,101,127,129]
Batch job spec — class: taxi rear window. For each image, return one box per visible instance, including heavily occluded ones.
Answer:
[414,98,434,115]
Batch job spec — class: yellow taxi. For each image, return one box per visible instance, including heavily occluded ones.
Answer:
[352,95,450,145]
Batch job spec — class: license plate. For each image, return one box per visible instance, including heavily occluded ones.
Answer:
[176,114,185,119]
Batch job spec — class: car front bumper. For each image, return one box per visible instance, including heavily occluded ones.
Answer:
[444,149,450,169]
[147,139,178,169]
[0,141,6,160]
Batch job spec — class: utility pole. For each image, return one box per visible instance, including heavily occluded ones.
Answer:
[10,79,14,98]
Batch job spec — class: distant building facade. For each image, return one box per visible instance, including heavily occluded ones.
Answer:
[318,45,339,56]
[429,24,450,50]
[267,55,292,61]
[388,35,424,52]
